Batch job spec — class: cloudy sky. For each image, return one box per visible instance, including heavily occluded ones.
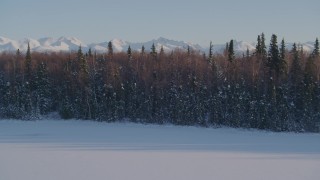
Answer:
[1,0,319,46]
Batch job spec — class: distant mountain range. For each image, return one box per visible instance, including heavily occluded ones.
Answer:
[0,36,315,54]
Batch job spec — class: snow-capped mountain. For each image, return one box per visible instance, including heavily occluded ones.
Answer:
[130,37,203,53]
[204,40,257,54]
[91,39,128,53]
[0,36,87,52]
[0,36,204,53]
[88,37,202,53]
[0,37,20,51]
[0,36,315,54]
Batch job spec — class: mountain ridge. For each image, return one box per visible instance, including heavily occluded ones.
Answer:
[0,36,315,54]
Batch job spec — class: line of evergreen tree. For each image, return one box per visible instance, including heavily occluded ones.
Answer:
[0,34,319,132]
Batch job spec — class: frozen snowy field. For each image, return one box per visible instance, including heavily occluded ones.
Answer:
[0,119,319,180]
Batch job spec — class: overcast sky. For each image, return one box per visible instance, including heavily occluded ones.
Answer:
[1,0,319,46]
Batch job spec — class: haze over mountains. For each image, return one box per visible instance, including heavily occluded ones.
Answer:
[0,36,315,54]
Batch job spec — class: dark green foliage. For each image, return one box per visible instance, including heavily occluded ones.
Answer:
[88,48,92,57]
[261,33,267,57]
[150,43,157,59]
[279,38,287,74]
[255,33,267,58]
[141,45,145,55]
[16,49,20,56]
[288,43,304,130]
[256,35,261,54]
[59,96,74,119]
[25,43,32,82]
[108,41,113,58]
[224,42,229,56]
[290,43,303,85]
[312,38,319,57]
[267,34,279,70]
[228,39,235,62]
[208,41,213,64]
[34,62,51,115]
[267,34,287,78]
[280,39,286,62]
[246,48,250,59]
[127,45,132,60]
[160,46,164,55]
[78,46,88,75]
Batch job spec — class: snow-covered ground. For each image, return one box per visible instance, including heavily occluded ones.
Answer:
[0,119,319,180]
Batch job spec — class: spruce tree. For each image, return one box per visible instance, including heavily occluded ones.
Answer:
[280,38,286,61]
[289,43,304,129]
[34,62,51,115]
[160,46,164,55]
[303,55,317,130]
[13,49,21,84]
[88,48,92,57]
[224,42,229,56]
[150,43,157,59]
[208,41,213,64]
[16,49,21,56]
[246,47,250,59]
[60,96,74,119]
[141,45,145,55]
[279,38,287,74]
[290,43,302,85]
[108,41,113,58]
[312,38,319,57]
[25,42,32,82]
[78,45,88,76]
[267,34,286,77]
[22,43,34,117]
[127,45,132,60]
[228,39,235,62]
[77,45,89,86]
[256,35,262,55]
[261,33,267,57]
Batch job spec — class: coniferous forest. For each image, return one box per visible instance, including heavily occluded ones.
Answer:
[0,33,319,132]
